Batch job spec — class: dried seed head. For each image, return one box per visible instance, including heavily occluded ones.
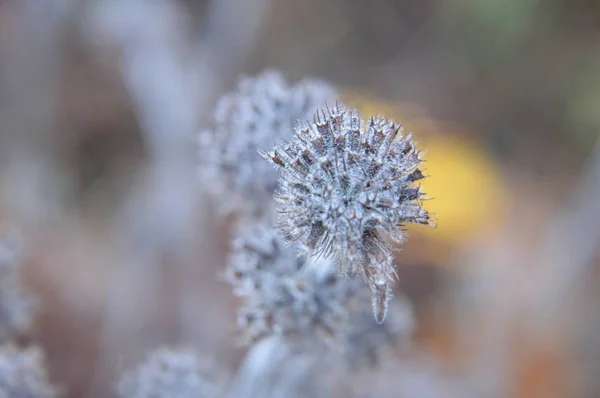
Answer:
[0,344,59,398]
[260,104,432,323]
[198,70,335,217]
[226,224,362,348]
[117,347,227,398]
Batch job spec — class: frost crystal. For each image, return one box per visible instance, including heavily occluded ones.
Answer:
[226,224,362,347]
[117,347,226,398]
[260,104,432,323]
[198,70,335,217]
[0,343,59,398]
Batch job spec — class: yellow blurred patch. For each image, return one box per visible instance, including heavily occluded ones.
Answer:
[345,92,507,246]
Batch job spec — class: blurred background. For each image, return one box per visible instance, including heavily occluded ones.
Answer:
[0,0,599,397]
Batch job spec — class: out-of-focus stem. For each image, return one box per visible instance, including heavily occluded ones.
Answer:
[230,336,285,398]
[536,142,600,325]
[84,1,271,395]
[230,336,316,398]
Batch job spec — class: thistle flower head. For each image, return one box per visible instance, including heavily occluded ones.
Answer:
[198,70,335,217]
[0,344,59,398]
[260,104,432,323]
[117,347,226,398]
[226,224,362,348]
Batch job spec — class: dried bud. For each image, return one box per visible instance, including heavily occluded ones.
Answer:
[261,104,432,322]
[0,343,60,397]
[198,70,335,217]
[117,347,227,398]
[226,224,362,348]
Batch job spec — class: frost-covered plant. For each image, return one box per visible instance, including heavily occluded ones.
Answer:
[198,70,336,217]
[0,233,58,397]
[117,347,226,398]
[0,343,59,398]
[226,224,363,348]
[344,295,414,370]
[0,232,36,341]
[260,103,432,323]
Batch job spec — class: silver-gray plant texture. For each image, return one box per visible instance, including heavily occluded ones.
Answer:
[0,232,36,342]
[344,294,414,370]
[260,103,432,323]
[117,347,226,398]
[0,343,59,398]
[198,70,336,217]
[226,224,363,348]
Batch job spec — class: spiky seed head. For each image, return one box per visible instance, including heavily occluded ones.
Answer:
[260,104,432,323]
[198,70,335,217]
[226,224,363,348]
[0,344,60,398]
[117,347,226,398]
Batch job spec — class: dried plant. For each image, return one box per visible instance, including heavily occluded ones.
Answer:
[116,347,227,398]
[226,223,363,348]
[198,70,336,217]
[260,103,432,323]
[344,295,415,370]
[0,232,60,397]
[0,232,36,342]
[0,343,59,398]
